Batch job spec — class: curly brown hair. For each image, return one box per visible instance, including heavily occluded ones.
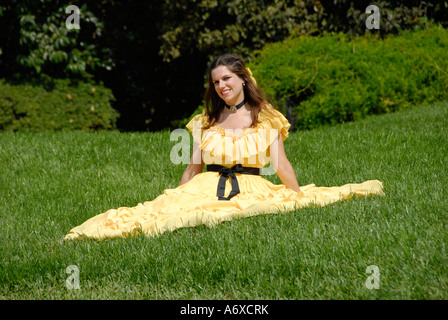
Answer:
[203,53,274,130]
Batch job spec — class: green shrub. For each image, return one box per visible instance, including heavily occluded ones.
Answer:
[248,25,448,130]
[0,77,119,131]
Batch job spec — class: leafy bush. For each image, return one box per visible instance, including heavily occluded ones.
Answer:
[2,1,446,131]
[0,77,119,131]
[248,25,448,130]
[158,0,443,63]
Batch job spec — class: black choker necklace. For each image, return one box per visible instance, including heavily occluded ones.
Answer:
[225,99,246,112]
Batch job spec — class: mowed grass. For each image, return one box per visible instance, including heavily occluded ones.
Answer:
[0,102,447,300]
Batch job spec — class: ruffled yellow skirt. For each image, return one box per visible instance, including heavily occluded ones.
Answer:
[64,173,384,240]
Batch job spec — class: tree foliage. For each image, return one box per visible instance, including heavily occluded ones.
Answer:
[158,0,325,63]
[158,0,444,64]
[1,0,112,78]
[1,0,446,131]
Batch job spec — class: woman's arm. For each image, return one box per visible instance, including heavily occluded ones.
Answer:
[271,134,301,192]
[179,141,205,186]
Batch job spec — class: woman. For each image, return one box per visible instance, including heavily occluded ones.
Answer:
[64,54,384,241]
[179,53,300,193]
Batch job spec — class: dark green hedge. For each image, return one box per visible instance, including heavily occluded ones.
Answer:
[0,77,118,131]
[248,25,448,131]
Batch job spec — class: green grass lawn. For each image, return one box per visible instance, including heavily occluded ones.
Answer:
[0,102,447,300]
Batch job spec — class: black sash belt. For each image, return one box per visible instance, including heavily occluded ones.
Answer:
[207,164,261,201]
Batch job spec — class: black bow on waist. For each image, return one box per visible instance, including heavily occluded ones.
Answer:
[207,164,261,201]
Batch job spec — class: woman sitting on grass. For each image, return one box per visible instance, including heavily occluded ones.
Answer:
[64,53,384,241]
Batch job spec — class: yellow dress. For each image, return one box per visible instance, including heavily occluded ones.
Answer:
[64,107,384,240]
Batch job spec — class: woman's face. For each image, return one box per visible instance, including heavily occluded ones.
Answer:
[211,65,245,106]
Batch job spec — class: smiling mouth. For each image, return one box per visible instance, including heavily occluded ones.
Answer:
[221,89,231,96]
